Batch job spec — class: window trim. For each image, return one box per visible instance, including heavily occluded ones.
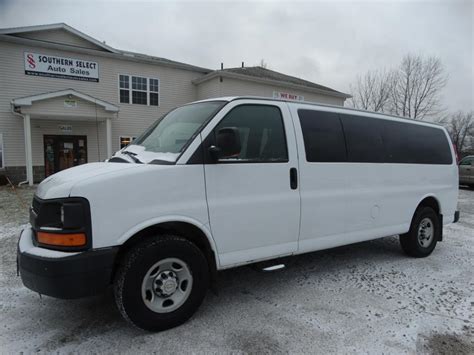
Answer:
[118,74,130,104]
[149,78,160,106]
[117,74,160,106]
[209,104,290,165]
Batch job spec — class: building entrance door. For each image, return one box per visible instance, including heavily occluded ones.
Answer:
[44,135,87,177]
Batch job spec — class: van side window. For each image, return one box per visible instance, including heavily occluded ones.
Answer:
[214,105,288,163]
[340,114,384,163]
[383,120,452,165]
[298,110,346,162]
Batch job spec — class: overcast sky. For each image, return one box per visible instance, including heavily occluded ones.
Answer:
[0,0,472,112]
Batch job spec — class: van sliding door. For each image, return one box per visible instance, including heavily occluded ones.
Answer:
[291,108,348,253]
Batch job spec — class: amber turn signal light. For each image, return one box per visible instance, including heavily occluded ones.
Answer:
[37,232,86,247]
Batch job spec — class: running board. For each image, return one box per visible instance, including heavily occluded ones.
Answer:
[261,264,286,272]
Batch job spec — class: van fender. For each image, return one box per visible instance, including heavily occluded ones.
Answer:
[116,215,220,268]
[413,193,442,215]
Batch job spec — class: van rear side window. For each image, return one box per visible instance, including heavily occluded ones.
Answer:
[298,110,346,162]
[382,120,452,165]
[340,114,384,163]
[297,109,452,165]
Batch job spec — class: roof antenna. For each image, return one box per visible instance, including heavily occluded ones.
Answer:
[242,61,244,68]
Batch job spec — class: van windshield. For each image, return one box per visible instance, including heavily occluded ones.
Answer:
[127,101,225,163]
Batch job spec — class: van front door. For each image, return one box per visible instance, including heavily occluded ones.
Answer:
[203,102,300,267]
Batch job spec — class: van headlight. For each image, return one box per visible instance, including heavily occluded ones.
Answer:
[30,197,92,251]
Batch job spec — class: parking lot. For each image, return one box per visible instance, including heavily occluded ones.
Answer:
[0,186,473,353]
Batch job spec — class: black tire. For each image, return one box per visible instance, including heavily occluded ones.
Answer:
[114,235,209,331]
[400,206,440,257]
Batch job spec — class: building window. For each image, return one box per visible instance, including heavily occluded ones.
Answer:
[0,133,3,169]
[132,76,147,105]
[119,75,159,106]
[120,136,136,149]
[119,75,129,103]
[149,78,159,106]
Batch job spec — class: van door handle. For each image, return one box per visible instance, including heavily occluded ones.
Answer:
[290,168,298,190]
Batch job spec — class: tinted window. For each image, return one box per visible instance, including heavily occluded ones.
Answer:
[215,105,288,162]
[298,109,346,162]
[340,114,384,163]
[383,120,452,165]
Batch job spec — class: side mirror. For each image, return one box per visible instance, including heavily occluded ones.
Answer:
[209,127,241,160]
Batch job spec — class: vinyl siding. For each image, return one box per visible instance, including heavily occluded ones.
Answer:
[0,40,203,167]
[31,119,108,165]
[21,96,115,119]
[214,77,345,106]
[12,29,108,51]
[0,33,346,175]
[196,77,223,100]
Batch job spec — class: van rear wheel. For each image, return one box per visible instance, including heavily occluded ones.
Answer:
[114,235,209,331]
[400,206,440,257]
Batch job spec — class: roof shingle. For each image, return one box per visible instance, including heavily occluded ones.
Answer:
[224,66,340,93]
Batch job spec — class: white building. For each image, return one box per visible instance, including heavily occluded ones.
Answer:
[0,23,350,185]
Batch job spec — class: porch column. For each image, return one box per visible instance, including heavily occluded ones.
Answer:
[106,117,112,159]
[23,114,34,186]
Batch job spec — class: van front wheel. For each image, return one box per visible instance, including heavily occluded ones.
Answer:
[114,235,209,331]
[400,207,440,257]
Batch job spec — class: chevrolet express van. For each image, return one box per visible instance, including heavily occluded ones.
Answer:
[18,97,459,331]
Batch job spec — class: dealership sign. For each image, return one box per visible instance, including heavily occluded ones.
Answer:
[24,52,99,82]
[273,91,304,101]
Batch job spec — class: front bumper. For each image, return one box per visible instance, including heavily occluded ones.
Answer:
[18,228,119,299]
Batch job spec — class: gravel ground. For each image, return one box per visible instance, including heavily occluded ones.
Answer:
[0,185,473,354]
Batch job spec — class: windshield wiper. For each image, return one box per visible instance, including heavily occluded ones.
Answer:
[121,150,144,164]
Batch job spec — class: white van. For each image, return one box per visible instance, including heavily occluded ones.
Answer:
[18,97,459,331]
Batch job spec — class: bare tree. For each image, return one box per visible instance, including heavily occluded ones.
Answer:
[390,54,447,120]
[257,59,268,68]
[349,69,395,112]
[349,54,447,120]
[443,111,474,156]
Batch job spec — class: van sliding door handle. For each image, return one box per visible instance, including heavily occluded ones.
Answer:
[290,168,298,190]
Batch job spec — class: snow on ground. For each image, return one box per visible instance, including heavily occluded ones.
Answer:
[0,185,473,353]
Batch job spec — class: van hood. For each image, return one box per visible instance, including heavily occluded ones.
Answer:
[36,162,141,199]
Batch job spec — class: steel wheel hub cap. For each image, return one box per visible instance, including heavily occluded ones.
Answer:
[154,270,179,296]
[417,217,434,247]
[141,258,193,313]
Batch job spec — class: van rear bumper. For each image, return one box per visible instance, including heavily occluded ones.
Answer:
[18,229,119,299]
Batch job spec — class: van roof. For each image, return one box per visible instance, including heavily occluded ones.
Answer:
[193,96,445,128]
